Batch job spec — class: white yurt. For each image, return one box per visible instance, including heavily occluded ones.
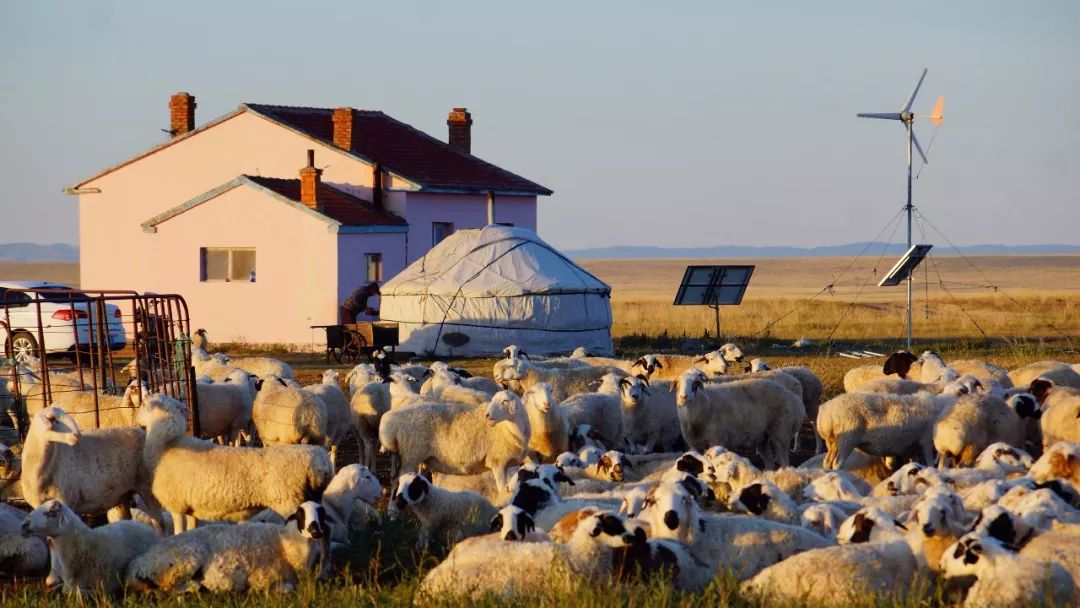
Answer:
[379,225,613,357]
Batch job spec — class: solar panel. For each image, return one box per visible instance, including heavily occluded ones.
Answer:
[878,244,933,287]
[673,265,755,306]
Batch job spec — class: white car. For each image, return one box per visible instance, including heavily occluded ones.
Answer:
[0,281,127,364]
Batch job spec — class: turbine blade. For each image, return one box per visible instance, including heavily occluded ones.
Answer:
[902,68,928,113]
[912,131,928,164]
[857,112,903,120]
[930,95,944,126]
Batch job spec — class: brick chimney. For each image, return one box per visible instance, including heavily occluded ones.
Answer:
[447,107,472,154]
[169,92,196,138]
[299,149,322,211]
[332,107,353,149]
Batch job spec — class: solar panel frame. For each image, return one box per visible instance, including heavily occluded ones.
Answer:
[878,244,933,287]
[673,265,756,306]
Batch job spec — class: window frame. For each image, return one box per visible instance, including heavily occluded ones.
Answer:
[365,253,383,283]
[432,222,455,247]
[200,247,257,283]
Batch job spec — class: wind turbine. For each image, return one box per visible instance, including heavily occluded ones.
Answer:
[857,68,944,350]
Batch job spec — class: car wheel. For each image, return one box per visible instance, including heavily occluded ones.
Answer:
[7,331,39,364]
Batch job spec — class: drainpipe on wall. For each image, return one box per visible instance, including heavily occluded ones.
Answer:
[487,190,495,225]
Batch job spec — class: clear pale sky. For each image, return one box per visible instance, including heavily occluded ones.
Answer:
[2,0,1077,250]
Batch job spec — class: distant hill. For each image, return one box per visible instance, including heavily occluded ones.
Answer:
[565,242,1080,259]
[0,243,79,262]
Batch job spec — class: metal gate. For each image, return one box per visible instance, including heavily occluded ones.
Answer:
[1,288,199,438]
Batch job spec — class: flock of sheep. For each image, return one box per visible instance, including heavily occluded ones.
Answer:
[1,334,1079,606]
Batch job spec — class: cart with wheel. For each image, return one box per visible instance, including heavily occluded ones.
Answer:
[312,322,399,364]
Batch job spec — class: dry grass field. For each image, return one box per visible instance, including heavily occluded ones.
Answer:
[0,261,79,287]
[579,254,1080,343]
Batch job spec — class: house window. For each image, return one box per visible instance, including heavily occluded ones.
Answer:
[365,253,383,282]
[432,222,454,246]
[200,248,256,282]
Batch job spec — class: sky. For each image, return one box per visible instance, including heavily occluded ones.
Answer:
[1,1,1078,251]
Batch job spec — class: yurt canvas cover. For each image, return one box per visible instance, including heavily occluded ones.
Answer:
[380,226,613,357]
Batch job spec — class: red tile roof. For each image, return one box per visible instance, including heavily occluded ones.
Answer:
[245,176,407,227]
[244,104,552,196]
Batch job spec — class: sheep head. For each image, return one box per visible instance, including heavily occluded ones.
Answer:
[485,390,523,426]
[502,344,528,360]
[673,371,706,407]
[21,499,74,539]
[322,369,340,386]
[910,486,967,537]
[523,382,554,413]
[393,473,430,511]
[490,505,536,541]
[631,355,663,377]
[882,351,919,378]
[693,351,729,375]
[976,442,1034,475]
[650,482,698,540]
[287,501,329,540]
[718,343,745,363]
[555,451,584,469]
[37,407,81,447]
[618,375,650,407]
[596,450,632,481]
[837,507,906,545]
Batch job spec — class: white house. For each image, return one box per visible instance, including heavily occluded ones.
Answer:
[65,94,552,344]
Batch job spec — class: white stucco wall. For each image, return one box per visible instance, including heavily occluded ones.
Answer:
[402,192,538,262]
[140,185,338,345]
[336,232,408,317]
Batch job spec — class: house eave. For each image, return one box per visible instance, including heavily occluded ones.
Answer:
[334,225,409,234]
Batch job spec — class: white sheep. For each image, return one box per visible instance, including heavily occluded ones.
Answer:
[521,382,569,462]
[842,351,922,392]
[1037,381,1080,450]
[227,354,294,380]
[393,472,499,548]
[126,501,329,593]
[933,393,1026,468]
[345,363,382,398]
[252,375,328,446]
[620,376,681,454]
[561,373,625,449]
[489,504,547,542]
[0,503,48,576]
[494,358,627,402]
[348,372,421,470]
[320,464,382,548]
[835,507,909,544]
[674,371,805,468]
[379,390,531,494]
[25,380,144,429]
[136,393,333,533]
[817,387,962,470]
[940,533,1075,608]
[630,350,732,382]
[1009,360,1080,390]
[745,359,824,451]
[1018,522,1080,590]
[21,499,158,596]
[303,369,353,464]
[194,368,255,445]
[1028,441,1080,487]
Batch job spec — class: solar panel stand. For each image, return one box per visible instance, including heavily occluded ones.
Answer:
[710,304,720,341]
[673,265,755,345]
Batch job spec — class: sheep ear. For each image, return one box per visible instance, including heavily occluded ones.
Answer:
[635,374,650,386]
[490,513,503,533]
[654,360,663,369]
[520,351,529,360]
[597,455,611,473]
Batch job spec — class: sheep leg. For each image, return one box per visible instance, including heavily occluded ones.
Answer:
[814,427,823,455]
[918,437,936,468]
[172,510,188,534]
[491,465,509,495]
[45,545,62,589]
[831,437,857,471]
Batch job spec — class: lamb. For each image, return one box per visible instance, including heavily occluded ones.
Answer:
[1009,360,1080,390]
[21,499,157,596]
[494,358,627,402]
[817,386,963,470]
[136,393,333,533]
[393,473,499,548]
[345,363,382,398]
[940,533,1075,608]
[933,393,1026,468]
[378,390,531,494]
[319,464,382,548]
[521,382,569,462]
[561,374,625,449]
[674,371,805,468]
[194,368,255,445]
[126,501,329,593]
[1035,380,1080,449]
[303,369,353,464]
[252,375,328,446]
[835,507,909,544]
[620,376,683,454]
[0,503,49,576]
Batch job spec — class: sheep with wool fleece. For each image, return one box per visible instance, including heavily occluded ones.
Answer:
[1034,381,1080,450]
[916,350,1012,387]
[136,393,333,533]
[842,351,922,393]
[378,390,531,494]
[817,382,967,470]
[393,473,499,548]
[561,373,625,449]
[25,380,144,429]
[1009,360,1080,390]
[619,376,683,454]
[21,499,157,596]
[1017,522,1080,591]
[125,501,329,593]
[745,358,824,451]
[940,533,1075,608]
[194,368,255,445]
[933,392,1027,469]
[0,503,49,577]
[303,369,353,464]
[507,478,622,531]
[1028,440,1080,487]
[493,358,627,402]
[252,375,328,447]
[226,354,294,380]
[673,371,804,468]
[520,381,569,462]
[629,349,734,382]
[489,504,548,542]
